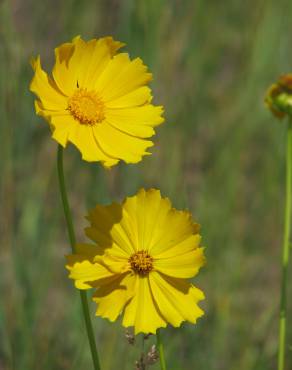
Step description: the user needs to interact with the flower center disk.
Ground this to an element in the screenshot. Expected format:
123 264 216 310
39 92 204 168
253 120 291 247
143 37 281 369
129 250 153 275
68 88 105 125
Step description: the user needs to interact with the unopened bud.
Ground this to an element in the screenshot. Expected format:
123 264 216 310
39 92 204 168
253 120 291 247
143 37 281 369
265 74 292 119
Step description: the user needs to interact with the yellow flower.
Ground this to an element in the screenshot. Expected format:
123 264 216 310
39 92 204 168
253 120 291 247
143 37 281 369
30 36 164 167
66 189 205 334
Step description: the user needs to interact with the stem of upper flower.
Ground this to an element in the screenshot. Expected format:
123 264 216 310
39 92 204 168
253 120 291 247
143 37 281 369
57 145 101 370
278 119 292 370
156 329 167 370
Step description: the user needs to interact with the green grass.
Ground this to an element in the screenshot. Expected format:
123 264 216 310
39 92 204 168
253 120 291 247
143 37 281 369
1 0 292 369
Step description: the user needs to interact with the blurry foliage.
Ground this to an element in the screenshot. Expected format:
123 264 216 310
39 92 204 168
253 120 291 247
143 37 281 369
1 0 292 369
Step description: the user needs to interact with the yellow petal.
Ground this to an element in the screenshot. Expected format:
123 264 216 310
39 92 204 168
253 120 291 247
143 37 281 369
34 100 71 140
123 188 196 255
86 194 141 254
122 275 166 334
63 36 87 85
101 250 130 274
30 56 67 111
105 105 164 138
102 36 125 56
34 100 68 118
96 54 152 102
93 273 135 322
34 100 76 147
49 113 78 147
149 272 204 327
56 37 101 91
67 123 118 165
66 259 114 289
106 104 164 127
52 42 76 96
131 189 164 251
85 197 139 258
86 202 136 255
124 189 173 251
70 37 124 90
154 247 206 278
82 38 123 89
92 53 130 92
105 86 152 108
154 234 201 259
149 208 200 255
93 122 153 163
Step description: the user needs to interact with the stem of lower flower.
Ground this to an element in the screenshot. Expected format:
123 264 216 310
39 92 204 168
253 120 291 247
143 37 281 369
278 119 292 370
57 145 101 370
156 329 167 370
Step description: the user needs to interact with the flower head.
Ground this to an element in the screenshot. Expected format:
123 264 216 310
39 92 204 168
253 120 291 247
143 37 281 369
30 36 164 167
265 74 292 119
66 189 205 334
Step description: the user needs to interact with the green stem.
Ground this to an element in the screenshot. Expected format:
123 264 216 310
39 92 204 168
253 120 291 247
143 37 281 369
278 119 292 370
156 329 167 370
57 145 101 370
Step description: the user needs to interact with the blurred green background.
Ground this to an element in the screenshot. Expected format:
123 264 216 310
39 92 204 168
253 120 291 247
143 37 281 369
1 0 292 369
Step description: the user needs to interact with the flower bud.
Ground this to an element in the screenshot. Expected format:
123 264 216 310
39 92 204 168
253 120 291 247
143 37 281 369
265 74 292 118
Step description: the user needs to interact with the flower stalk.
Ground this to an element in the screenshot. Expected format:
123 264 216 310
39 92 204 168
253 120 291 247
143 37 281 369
156 329 167 370
278 118 292 370
57 145 101 370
